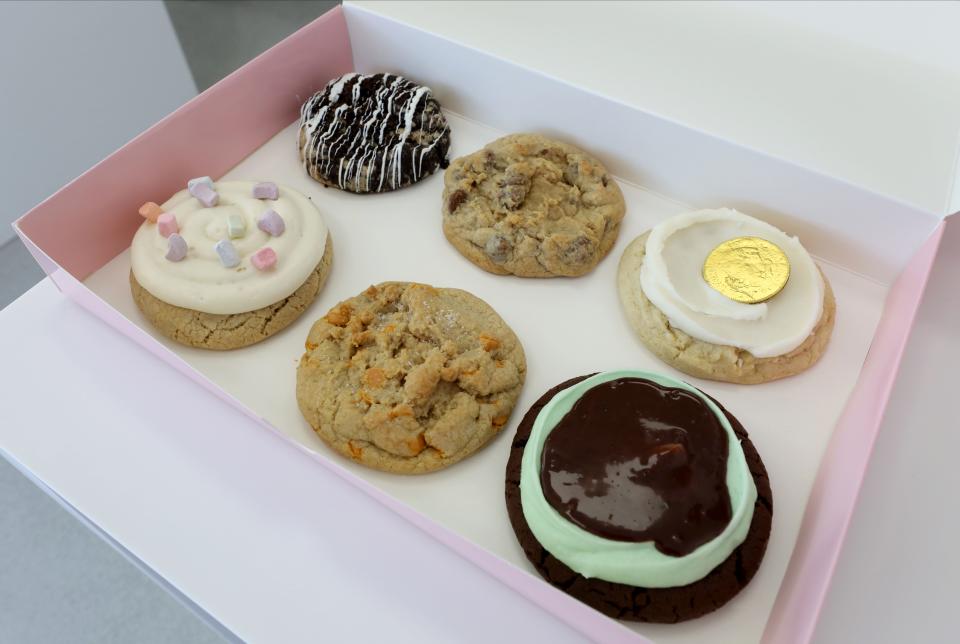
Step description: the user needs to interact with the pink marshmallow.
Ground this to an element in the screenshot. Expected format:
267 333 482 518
252 181 279 200
157 212 179 238
138 202 163 222
251 247 277 271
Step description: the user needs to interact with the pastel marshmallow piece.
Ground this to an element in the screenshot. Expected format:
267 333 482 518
252 181 279 200
191 183 219 208
251 247 277 271
138 202 163 222
187 176 213 192
157 212 179 238
257 209 285 236
215 239 240 268
165 233 187 262
227 214 246 239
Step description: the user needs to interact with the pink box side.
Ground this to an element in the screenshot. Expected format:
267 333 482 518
763 220 947 644
12 7 352 282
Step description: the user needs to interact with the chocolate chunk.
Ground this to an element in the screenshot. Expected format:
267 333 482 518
485 234 513 263
498 168 530 210
560 235 595 264
447 189 467 214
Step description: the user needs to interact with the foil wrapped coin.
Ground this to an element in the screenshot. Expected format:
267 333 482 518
702 237 790 304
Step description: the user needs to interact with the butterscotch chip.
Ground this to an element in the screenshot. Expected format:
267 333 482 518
442 134 626 278
130 235 333 351
325 302 352 327
363 368 386 388
297 282 527 474
479 334 500 352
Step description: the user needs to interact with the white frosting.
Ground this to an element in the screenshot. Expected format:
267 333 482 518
131 181 327 315
639 209 823 358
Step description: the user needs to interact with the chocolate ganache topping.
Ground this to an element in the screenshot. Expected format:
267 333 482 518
539 377 732 556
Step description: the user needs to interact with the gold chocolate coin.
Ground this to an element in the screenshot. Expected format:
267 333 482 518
702 237 790 304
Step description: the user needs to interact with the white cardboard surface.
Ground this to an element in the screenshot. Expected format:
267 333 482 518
344 4 942 285
85 114 885 644
351 1 960 216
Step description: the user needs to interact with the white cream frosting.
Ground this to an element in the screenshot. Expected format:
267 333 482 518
639 209 823 358
131 181 327 315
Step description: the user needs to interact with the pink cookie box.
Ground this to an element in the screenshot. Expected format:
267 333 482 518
12 4 955 643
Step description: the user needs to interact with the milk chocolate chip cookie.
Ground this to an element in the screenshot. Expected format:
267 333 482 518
297 282 526 473
442 134 626 277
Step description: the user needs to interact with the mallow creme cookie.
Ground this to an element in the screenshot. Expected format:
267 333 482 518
505 371 772 623
297 282 526 474
442 134 626 278
298 72 451 193
618 208 835 384
130 178 332 350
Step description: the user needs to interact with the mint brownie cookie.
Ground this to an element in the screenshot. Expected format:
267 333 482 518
505 372 772 622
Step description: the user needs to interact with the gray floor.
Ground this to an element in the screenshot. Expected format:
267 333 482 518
0 238 45 309
166 0 339 91
1 2 336 642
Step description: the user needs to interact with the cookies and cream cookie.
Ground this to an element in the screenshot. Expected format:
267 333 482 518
442 134 626 278
505 371 772 623
298 73 451 193
297 282 526 474
130 179 332 350
618 209 835 383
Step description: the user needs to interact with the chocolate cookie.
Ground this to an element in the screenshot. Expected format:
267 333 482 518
297 282 526 474
442 134 626 278
505 375 772 623
298 73 451 193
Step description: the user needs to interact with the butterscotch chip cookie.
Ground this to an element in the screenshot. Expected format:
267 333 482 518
618 232 835 384
442 134 626 277
131 236 333 350
297 282 526 473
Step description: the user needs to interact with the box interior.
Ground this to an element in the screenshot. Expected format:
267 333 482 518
14 5 946 644
85 112 885 644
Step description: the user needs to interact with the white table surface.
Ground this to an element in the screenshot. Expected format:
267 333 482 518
4 2 960 643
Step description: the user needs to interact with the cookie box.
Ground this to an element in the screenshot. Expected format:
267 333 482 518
12 4 953 643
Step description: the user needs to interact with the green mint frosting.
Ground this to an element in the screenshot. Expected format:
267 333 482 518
519 370 757 588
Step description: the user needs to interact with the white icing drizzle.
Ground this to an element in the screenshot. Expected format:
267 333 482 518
298 73 450 192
